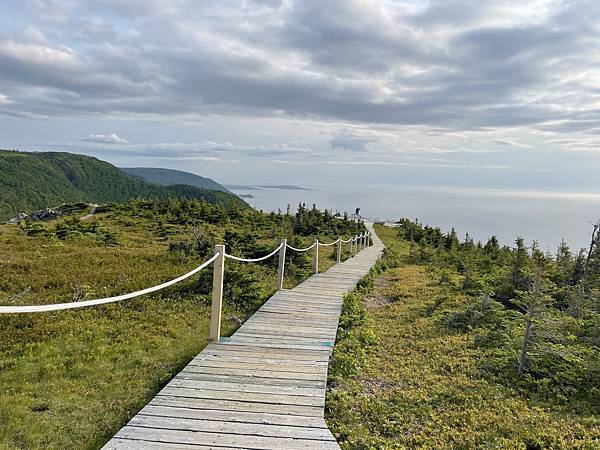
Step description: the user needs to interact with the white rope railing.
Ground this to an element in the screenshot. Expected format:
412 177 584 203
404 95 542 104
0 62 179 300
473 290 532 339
224 242 284 262
318 238 341 247
286 242 316 252
1 227 372 342
0 253 221 314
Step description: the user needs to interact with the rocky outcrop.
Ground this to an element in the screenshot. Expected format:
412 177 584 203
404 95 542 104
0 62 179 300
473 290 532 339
7 202 92 224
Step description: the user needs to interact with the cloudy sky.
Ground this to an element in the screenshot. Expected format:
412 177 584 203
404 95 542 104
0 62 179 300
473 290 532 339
1 0 600 196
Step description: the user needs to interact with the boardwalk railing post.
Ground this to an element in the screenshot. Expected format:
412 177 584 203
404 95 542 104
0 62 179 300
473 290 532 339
313 238 319 274
336 239 342 263
210 244 225 342
276 238 286 291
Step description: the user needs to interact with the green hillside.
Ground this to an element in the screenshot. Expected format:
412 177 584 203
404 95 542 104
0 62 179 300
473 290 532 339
0 150 246 220
121 167 232 194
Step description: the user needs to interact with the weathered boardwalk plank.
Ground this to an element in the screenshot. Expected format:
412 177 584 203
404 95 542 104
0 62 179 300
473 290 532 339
103 225 383 449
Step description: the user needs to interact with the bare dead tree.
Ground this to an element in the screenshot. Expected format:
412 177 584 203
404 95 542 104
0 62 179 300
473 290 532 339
518 311 534 376
190 224 212 256
583 220 600 281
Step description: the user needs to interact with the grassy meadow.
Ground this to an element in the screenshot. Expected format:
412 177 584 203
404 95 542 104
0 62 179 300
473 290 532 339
0 200 363 449
326 224 600 449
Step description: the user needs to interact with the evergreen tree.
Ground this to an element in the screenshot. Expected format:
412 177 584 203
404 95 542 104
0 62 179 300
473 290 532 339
555 239 575 285
573 249 587 283
445 228 460 251
483 235 500 259
510 237 531 298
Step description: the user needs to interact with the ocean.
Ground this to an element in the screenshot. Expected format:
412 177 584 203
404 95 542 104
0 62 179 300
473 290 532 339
231 185 600 253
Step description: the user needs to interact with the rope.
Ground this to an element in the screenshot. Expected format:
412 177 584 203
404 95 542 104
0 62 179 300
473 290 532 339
224 242 284 262
286 242 316 252
340 238 353 243
0 253 221 314
318 238 341 247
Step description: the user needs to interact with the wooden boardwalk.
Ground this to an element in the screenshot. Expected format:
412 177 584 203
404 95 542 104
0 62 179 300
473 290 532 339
103 225 384 450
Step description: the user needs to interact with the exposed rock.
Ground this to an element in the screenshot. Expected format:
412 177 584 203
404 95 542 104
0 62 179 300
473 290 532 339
8 212 28 224
30 207 62 221
227 316 243 326
7 202 94 224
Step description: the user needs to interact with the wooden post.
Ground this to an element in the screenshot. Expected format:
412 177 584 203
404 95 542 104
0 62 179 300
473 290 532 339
358 234 363 252
348 239 352 258
210 244 225 342
313 239 319 274
276 238 286 291
336 239 342 263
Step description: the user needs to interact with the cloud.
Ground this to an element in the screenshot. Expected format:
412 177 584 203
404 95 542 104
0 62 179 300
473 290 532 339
0 0 596 135
84 133 129 144
543 137 600 151
271 159 510 170
1 0 600 189
330 133 376 152
74 137 316 161
27 0 78 23
491 138 533 149
0 93 13 105
250 0 283 8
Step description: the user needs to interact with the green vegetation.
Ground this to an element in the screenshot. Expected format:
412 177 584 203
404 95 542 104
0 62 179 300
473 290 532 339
0 150 246 220
327 223 600 449
121 167 232 193
0 199 364 449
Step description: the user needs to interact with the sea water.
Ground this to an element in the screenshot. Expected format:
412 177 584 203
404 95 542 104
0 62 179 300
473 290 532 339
231 185 599 252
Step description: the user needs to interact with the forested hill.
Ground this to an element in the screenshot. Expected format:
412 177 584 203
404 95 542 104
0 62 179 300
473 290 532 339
121 167 232 194
0 150 247 220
